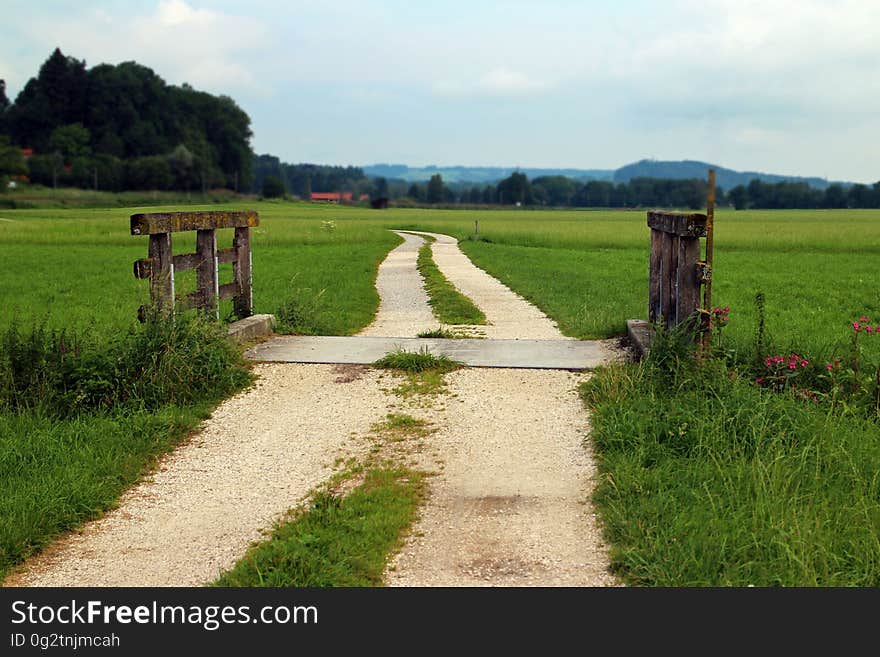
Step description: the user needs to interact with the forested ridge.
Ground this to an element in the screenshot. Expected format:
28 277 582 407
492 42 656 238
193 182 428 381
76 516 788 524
0 48 252 192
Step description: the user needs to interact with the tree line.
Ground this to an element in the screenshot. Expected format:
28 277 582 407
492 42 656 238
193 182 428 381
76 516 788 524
385 172 880 210
251 154 370 198
0 48 252 192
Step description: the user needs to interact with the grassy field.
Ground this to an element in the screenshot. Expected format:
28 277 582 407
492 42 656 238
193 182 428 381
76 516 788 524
3 204 877 353
2 200 878 585
0 202 400 338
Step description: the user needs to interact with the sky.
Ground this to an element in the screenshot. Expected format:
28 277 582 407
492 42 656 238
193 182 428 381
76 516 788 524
2 0 879 182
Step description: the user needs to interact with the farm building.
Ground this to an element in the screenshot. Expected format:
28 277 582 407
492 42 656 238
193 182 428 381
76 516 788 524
310 192 370 203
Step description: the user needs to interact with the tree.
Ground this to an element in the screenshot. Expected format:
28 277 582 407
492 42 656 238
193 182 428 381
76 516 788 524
407 183 423 201
847 184 872 208
728 185 749 210
426 173 446 204
49 123 91 163
261 175 285 198
822 184 847 209
374 176 389 198
168 144 195 190
0 80 8 134
6 48 88 152
532 175 575 206
125 156 172 190
0 135 26 189
496 171 532 205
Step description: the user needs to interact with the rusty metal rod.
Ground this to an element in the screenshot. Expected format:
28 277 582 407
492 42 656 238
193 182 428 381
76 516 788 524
701 169 716 349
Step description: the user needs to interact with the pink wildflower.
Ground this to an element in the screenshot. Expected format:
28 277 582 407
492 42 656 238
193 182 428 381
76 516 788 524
826 363 834 371
853 321 861 331
867 326 874 334
860 316 870 323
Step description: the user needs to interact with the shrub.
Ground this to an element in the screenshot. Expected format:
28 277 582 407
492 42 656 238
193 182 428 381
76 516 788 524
0 313 251 417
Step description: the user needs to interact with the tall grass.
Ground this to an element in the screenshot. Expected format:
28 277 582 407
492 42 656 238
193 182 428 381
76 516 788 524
581 343 880 586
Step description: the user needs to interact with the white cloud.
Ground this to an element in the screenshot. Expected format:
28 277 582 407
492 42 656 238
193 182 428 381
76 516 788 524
17 1 269 96
433 67 548 98
479 68 545 95
156 0 216 27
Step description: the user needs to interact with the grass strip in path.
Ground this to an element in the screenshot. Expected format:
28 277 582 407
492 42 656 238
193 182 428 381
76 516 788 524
212 466 426 587
414 235 487 326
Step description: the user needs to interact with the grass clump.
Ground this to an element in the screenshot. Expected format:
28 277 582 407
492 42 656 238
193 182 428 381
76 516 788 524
373 347 462 397
373 347 461 374
371 413 433 442
212 467 426 587
417 327 459 339
414 236 486 326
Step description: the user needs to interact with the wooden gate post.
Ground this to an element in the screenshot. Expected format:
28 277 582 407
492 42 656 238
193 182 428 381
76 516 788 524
232 226 253 318
647 211 707 332
132 210 259 321
147 232 173 314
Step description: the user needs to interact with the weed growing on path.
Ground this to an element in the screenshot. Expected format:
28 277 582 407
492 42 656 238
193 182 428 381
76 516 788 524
373 347 462 398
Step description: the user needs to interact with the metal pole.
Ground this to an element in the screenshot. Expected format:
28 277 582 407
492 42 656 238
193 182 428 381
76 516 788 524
703 168 716 313
700 169 716 351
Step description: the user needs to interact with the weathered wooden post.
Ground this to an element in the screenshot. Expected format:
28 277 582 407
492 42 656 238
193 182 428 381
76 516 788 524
647 210 707 332
131 210 259 321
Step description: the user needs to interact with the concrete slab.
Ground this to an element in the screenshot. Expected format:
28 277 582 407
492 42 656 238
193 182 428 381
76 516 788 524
245 335 608 370
626 319 654 359
227 313 276 344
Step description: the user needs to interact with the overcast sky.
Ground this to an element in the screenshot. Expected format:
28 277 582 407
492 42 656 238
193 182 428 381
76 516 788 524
2 0 879 182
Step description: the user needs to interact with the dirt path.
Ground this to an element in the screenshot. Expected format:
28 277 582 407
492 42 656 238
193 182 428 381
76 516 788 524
401 231 567 340
385 368 616 586
359 231 438 337
376 230 617 586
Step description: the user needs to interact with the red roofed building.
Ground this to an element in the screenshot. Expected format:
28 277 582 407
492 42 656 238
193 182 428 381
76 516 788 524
311 191 353 203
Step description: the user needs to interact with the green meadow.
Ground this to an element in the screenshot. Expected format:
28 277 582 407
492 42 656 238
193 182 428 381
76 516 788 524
3 204 878 355
1 200 879 584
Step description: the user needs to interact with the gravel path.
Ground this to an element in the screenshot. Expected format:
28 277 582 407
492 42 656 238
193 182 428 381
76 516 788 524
378 230 617 586
401 231 567 340
358 231 438 338
5 364 391 587
385 368 616 586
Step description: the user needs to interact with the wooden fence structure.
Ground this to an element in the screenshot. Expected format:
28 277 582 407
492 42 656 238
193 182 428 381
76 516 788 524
647 170 716 334
131 210 258 320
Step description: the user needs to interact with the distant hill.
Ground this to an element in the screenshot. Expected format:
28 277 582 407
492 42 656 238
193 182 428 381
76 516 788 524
363 160 849 190
613 159 843 190
362 164 614 185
